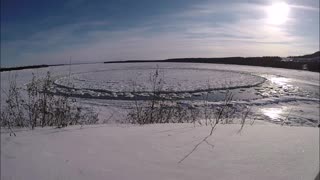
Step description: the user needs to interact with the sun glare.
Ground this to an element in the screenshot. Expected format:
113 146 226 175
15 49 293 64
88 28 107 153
266 2 290 25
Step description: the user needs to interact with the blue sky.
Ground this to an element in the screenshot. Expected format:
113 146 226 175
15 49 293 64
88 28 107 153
1 0 319 66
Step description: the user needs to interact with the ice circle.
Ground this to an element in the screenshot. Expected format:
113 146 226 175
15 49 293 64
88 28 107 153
54 68 265 93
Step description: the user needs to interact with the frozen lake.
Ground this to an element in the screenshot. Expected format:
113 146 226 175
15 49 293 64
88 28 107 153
1 62 319 126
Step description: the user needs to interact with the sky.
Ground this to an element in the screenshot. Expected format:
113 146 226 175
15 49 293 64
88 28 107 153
1 0 319 67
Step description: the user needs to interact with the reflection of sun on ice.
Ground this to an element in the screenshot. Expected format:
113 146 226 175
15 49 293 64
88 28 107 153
261 107 286 121
269 76 291 86
266 1 290 25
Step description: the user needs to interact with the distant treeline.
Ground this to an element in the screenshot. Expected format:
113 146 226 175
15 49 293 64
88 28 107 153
104 56 320 72
3 54 319 72
104 60 162 64
289 51 320 59
0 64 65 72
164 57 320 72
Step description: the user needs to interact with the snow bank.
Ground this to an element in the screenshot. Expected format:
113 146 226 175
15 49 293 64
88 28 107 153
1 123 319 180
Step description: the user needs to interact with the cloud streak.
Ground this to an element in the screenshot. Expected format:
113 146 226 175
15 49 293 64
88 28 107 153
1 0 319 66
290 4 319 12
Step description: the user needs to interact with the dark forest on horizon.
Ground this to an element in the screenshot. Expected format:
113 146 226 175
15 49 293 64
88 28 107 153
1 51 319 72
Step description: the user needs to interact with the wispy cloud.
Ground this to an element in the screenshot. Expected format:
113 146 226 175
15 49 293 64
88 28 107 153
1 0 318 66
290 4 319 12
174 2 266 17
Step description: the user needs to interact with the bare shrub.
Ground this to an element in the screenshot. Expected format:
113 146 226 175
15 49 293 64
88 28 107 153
1 110 16 136
189 106 200 126
1 71 99 129
238 106 251 133
25 73 41 129
1 74 26 127
79 107 99 126
127 69 240 126
128 67 168 124
127 66 194 125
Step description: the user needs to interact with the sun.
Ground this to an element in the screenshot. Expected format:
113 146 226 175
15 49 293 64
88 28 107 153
266 2 290 25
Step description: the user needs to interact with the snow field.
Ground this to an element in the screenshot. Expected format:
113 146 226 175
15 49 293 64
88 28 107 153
1 123 319 180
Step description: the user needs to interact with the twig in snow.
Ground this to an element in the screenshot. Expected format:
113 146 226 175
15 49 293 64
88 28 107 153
178 133 213 163
281 108 292 126
238 106 251 134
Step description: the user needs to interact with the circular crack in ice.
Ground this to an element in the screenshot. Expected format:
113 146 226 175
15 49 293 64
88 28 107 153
54 68 266 95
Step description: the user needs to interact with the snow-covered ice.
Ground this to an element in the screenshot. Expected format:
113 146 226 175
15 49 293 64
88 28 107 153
1 62 319 126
